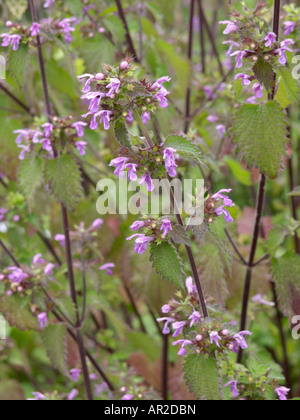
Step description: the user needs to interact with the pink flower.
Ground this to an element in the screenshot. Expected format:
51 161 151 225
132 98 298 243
219 20 238 34
67 389 79 400
17 144 31 160
7 267 28 283
210 331 222 347
44 0 55 7
207 115 219 123
163 147 177 178
275 387 290 401
172 321 187 337
78 73 95 94
99 263 115 276
106 78 121 97
55 234 66 247
231 51 246 69
172 339 193 356
283 21 296 36
130 221 145 231
223 40 239 56
252 294 275 307
126 110 134 123
33 253 45 266
30 22 41 37
233 331 252 352
186 276 197 295
109 157 129 178
44 263 55 276
216 124 226 139
125 163 138 181
75 141 87 156
122 394 134 400
71 121 88 137
126 234 155 254
188 311 201 327
37 312 48 329
0 208 8 221
157 316 175 334
160 218 173 237
161 304 171 314
225 380 239 398
235 73 251 86
253 83 263 99
265 32 277 48
0 34 21 50
139 172 155 192
70 369 81 382
28 392 46 401
142 111 151 124
88 218 104 231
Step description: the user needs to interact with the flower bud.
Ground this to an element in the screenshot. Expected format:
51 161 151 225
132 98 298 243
264 55 270 61
252 56 258 62
196 334 203 341
120 61 129 70
221 329 229 336
99 27 106 34
250 43 256 50
95 73 105 81
6 21 13 28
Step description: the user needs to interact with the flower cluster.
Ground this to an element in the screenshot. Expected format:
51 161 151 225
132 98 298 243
219 13 295 102
127 217 173 255
204 188 234 223
0 207 20 223
78 59 171 131
0 17 78 50
14 117 88 160
109 144 178 192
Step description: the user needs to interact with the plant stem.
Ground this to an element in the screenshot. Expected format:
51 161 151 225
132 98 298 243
162 334 169 400
271 282 292 391
184 0 195 134
133 110 209 318
197 0 206 74
0 240 20 267
197 0 225 77
0 82 33 115
237 0 281 363
115 0 140 62
29 0 93 400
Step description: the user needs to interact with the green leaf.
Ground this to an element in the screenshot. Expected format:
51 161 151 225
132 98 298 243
114 120 132 150
276 66 300 106
18 157 44 208
150 242 185 289
127 332 160 362
253 57 275 91
54 295 77 325
6 0 27 19
169 224 192 246
7 43 30 88
0 295 40 331
43 324 67 374
188 222 209 242
184 354 224 400
164 135 206 166
231 101 288 179
96 304 129 342
44 155 82 210
266 226 288 255
223 156 252 186
271 252 300 316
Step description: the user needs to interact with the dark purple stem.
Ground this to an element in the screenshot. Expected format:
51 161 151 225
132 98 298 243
184 0 195 134
0 82 33 115
29 0 93 400
237 0 281 363
115 0 140 62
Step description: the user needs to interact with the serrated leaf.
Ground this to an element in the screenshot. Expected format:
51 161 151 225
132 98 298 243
18 157 44 208
188 222 209 242
6 0 27 19
0 295 40 331
54 295 77 325
164 135 206 166
150 242 185 289
43 324 67 374
266 226 288 255
169 224 192 246
184 354 224 400
114 120 132 150
231 101 288 179
7 43 29 88
271 252 300 316
276 66 300 105
44 155 82 210
253 57 275 91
